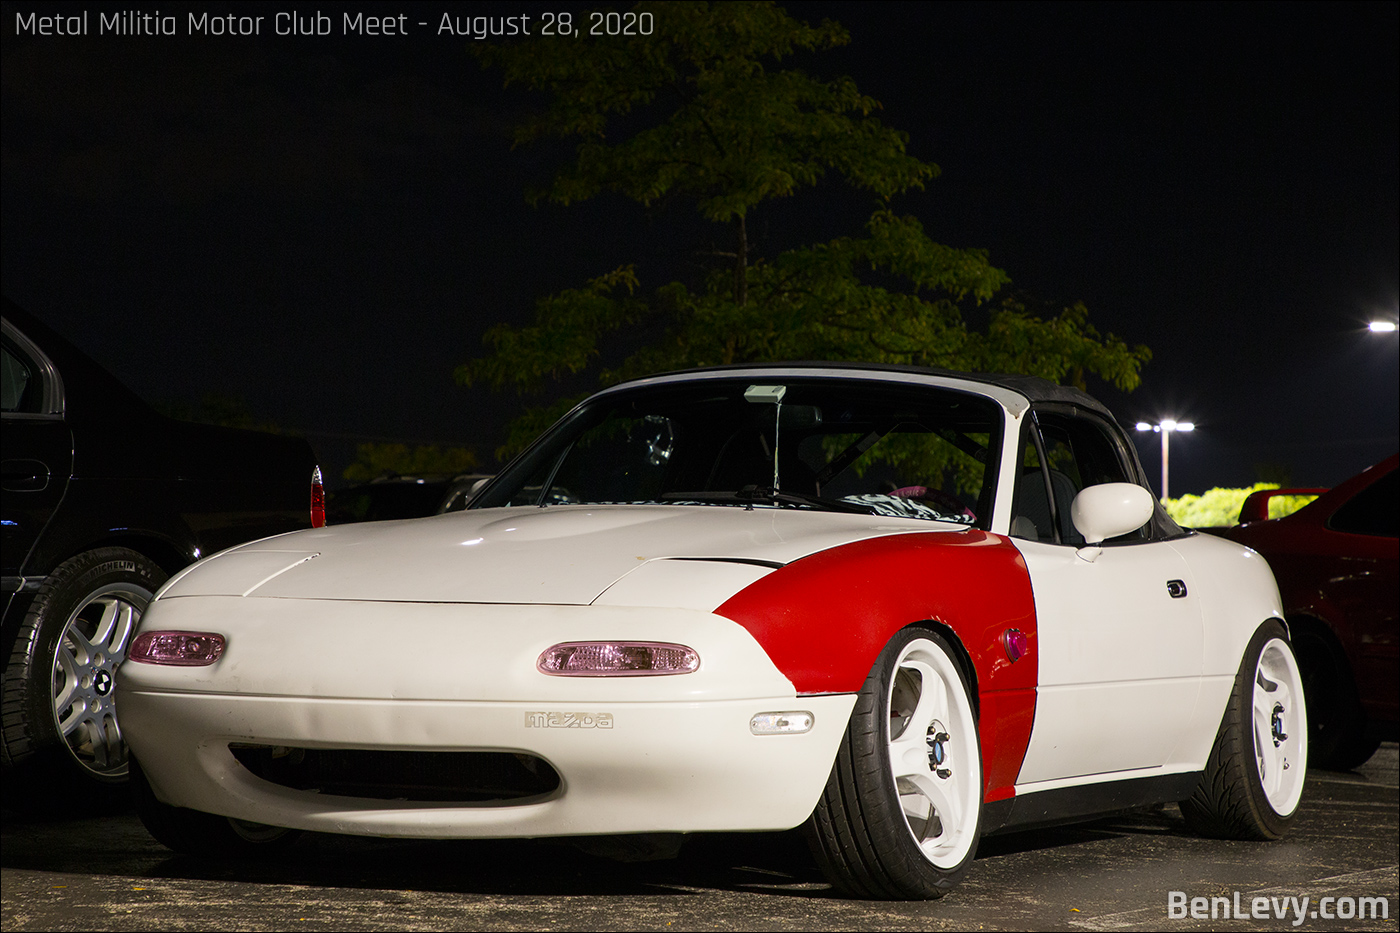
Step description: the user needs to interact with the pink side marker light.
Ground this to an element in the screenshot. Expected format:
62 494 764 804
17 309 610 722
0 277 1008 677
1002 629 1028 663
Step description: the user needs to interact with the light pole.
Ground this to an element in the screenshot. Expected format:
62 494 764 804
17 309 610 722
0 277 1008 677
1135 419 1194 500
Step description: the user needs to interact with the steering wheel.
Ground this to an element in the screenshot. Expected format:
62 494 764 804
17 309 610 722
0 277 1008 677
889 485 977 522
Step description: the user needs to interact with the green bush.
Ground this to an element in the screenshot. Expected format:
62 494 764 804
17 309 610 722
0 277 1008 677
1163 483 1319 528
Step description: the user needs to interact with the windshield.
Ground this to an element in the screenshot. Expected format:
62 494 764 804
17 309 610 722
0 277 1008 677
472 378 1004 527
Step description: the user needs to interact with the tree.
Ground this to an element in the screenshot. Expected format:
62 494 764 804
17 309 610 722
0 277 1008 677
460 2 1150 457
156 392 286 434
342 443 478 483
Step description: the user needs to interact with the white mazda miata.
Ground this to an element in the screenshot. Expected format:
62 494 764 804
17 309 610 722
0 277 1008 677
118 365 1306 899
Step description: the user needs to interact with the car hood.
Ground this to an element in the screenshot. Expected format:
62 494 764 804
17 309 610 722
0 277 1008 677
158 504 952 606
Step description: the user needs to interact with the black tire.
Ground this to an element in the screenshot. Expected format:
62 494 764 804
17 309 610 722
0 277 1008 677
1180 621 1307 840
1291 624 1379 771
1 547 166 785
805 627 982 900
130 756 300 858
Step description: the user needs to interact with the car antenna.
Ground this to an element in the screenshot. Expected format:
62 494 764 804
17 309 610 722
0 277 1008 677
745 385 786 505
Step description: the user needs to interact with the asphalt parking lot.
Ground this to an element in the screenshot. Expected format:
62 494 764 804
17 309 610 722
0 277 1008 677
2 745 1396 932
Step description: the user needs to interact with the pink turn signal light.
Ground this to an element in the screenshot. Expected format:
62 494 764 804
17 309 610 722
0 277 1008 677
128 631 226 666
538 642 700 676
1002 629 1028 663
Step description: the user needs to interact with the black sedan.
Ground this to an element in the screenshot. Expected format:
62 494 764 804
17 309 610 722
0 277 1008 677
2 299 321 788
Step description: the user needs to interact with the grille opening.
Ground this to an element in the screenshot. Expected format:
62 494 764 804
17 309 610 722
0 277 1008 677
229 745 561 803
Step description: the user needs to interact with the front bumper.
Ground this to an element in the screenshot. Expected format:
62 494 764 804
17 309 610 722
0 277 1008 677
122 690 854 837
119 596 854 838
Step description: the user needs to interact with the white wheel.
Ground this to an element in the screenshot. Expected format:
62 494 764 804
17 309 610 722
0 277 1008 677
887 638 981 869
1181 621 1306 839
807 627 982 899
1251 638 1307 816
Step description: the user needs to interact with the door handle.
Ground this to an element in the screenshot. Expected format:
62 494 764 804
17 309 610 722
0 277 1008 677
1 459 50 492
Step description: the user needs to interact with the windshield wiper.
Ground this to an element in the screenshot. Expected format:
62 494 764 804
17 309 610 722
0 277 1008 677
660 486 875 514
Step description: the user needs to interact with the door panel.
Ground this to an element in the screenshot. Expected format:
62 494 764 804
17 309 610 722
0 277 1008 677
1 419 73 575
1015 538 1204 782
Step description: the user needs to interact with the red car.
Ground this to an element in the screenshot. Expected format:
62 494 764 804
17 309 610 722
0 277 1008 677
1220 455 1398 769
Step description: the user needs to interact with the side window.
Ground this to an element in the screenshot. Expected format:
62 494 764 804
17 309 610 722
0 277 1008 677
1010 426 1057 543
1011 411 1141 545
1328 470 1398 538
1 338 38 413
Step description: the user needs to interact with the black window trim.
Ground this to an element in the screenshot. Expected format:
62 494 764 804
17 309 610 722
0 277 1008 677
1026 410 1065 545
1 319 66 420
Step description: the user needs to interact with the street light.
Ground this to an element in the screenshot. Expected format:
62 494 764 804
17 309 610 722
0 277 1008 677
1369 320 1398 333
1135 419 1194 500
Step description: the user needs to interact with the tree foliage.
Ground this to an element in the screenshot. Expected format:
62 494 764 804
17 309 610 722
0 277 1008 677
478 2 933 226
460 2 1150 459
342 443 478 484
155 392 286 434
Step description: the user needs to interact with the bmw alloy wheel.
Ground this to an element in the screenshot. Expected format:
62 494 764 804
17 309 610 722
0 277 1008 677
51 582 151 778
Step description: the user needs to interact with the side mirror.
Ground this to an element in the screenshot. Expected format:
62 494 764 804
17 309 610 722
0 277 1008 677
1070 482 1156 546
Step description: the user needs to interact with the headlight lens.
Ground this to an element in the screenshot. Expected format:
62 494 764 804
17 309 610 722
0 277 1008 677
538 641 699 676
128 631 226 666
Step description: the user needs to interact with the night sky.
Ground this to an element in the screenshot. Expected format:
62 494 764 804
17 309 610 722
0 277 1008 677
3 1 1396 494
